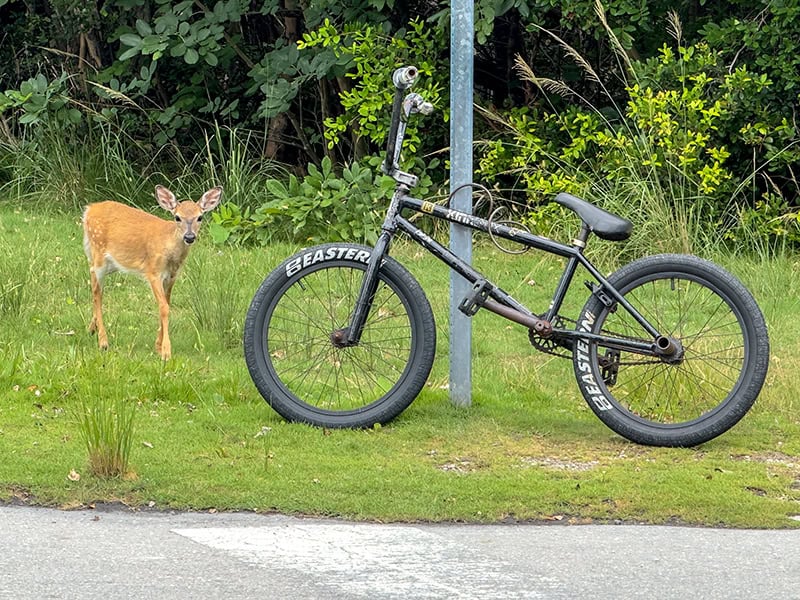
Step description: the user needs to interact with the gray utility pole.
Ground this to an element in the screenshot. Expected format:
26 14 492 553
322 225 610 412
449 1 474 407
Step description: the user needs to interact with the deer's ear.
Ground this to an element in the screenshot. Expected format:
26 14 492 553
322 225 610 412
199 186 223 213
155 186 179 213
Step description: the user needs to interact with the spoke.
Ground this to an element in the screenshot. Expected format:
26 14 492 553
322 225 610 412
265 264 414 412
592 269 751 426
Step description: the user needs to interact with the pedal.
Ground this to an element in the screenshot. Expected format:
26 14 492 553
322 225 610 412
459 279 493 317
600 349 620 386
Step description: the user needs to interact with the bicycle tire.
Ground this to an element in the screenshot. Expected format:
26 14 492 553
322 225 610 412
244 243 436 428
573 254 769 447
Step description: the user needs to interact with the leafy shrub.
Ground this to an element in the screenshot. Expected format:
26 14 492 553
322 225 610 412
701 2 800 199
210 157 405 245
477 27 800 250
273 158 391 244
0 72 82 127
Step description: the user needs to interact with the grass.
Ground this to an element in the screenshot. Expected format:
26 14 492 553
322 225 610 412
0 201 799 528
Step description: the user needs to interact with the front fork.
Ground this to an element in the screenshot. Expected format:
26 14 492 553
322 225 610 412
333 190 405 348
335 230 394 347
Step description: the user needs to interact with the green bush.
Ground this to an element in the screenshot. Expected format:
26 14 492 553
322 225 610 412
701 1 800 198
477 29 800 251
210 157 400 245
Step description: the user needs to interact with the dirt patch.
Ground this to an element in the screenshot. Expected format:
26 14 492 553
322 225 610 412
436 457 484 474
731 452 800 470
518 456 600 472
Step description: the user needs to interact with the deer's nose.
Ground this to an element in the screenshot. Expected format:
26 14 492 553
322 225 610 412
183 233 196 244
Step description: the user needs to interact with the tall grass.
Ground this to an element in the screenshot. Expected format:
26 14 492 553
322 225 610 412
76 393 137 479
0 118 286 215
0 123 151 212
198 124 289 212
183 250 247 350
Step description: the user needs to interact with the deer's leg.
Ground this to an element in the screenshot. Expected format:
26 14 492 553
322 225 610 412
89 267 109 350
164 274 176 305
148 274 172 360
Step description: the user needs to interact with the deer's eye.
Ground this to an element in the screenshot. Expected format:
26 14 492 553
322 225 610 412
197 215 203 222
174 216 182 222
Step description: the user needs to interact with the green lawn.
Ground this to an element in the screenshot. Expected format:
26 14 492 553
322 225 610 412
1 204 799 527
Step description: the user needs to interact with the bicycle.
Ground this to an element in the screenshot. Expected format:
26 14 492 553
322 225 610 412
243 66 770 447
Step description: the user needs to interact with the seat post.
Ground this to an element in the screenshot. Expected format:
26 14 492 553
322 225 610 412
572 223 590 251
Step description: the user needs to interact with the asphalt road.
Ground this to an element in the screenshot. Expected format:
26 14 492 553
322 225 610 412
1 504 799 599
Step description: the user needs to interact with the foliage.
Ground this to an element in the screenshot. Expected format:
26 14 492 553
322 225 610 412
0 72 82 127
701 1 800 169
477 18 800 249
298 18 446 160
211 157 398 245
1 2 800 248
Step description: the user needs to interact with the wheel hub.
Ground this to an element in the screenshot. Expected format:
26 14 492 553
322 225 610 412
330 327 356 348
655 336 685 364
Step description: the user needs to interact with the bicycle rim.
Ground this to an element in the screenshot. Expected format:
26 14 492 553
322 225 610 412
588 274 749 426
264 264 416 413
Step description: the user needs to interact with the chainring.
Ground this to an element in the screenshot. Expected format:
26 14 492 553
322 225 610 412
528 315 574 359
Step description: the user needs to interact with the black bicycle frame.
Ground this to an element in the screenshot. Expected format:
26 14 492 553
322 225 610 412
344 66 673 359
345 186 671 359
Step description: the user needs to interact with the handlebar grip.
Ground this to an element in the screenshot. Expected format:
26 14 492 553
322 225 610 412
392 66 418 90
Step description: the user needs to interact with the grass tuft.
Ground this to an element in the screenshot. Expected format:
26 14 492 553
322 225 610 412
76 392 137 479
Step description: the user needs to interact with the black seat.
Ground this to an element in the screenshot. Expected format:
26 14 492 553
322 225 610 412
554 193 632 241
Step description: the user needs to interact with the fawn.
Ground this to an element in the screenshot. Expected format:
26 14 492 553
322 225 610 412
82 185 223 360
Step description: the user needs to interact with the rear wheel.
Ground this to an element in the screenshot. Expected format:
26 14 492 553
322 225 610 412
573 254 769 447
244 243 436 428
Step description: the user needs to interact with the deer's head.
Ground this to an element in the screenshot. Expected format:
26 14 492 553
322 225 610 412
155 185 223 245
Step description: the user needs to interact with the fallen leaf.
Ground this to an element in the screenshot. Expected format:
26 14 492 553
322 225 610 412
67 469 80 482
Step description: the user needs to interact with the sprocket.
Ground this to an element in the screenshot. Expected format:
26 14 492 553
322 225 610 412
528 315 574 358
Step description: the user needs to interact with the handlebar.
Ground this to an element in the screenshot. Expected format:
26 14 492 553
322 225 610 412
392 66 419 90
382 66 433 186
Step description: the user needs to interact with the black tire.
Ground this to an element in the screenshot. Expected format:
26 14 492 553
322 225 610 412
573 254 769 447
244 243 436 428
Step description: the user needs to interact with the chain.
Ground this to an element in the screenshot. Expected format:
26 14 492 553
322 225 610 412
528 315 661 367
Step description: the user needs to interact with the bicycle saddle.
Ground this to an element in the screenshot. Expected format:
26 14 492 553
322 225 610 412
554 193 632 241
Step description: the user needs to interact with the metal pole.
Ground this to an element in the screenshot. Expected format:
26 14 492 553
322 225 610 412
449 0 474 407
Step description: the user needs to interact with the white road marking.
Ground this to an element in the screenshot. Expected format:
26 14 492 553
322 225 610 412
173 523 543 599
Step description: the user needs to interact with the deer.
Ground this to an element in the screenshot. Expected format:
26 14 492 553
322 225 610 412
82 185 223 360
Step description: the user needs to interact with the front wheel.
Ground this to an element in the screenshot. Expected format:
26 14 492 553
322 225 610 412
244 243 436 428
573 254 769 447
